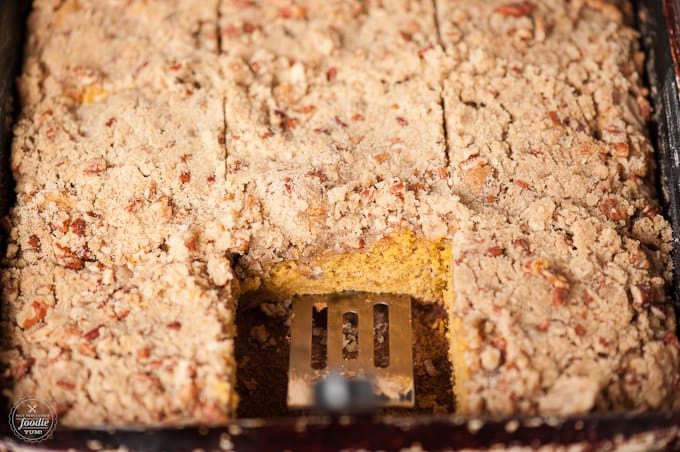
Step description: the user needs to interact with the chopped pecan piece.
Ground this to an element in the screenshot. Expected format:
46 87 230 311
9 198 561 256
548 111 561 127
495 1 534 17
53 218 70 233
283 117 299 131
167 321 182 330
179 170 191 184
298 105 316 114
19 300 48 329
334 116 348 128
125 198 143 212
598 198 628 221
457 153 480 170
28 235 40 249
641 205 658 218
463 164 492 188
56 380 75 390
552 287 568 306
283 177 293 194
513 239 532 256
487 246 504 257
222 23 241 38
373 152 390 163
574 324 586 337
278 5 307 19
613 142 629 158
185 236 197 251
631 284 655 310
664 331 680 347
58 250 84 270
306 170 328 182
528 258 570 289
513 179 534 190
83 324 104 341
70 218 86 236
84 160 107 173
326 67 337 82
396 116 408 126
390 181 405 194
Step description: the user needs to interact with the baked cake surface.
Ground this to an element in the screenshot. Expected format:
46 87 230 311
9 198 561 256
1 0 679 426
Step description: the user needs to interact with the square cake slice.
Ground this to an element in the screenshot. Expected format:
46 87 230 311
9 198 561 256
2 71 239 425
1 258 237 427
223 52 464 302
451 211 680 415
19 0 220 111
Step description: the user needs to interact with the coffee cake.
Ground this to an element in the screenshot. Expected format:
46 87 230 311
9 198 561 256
1 0 678 427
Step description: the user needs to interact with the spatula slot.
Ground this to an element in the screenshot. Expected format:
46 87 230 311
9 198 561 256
311 304 327 370
342 311 359 360
374 303 390 368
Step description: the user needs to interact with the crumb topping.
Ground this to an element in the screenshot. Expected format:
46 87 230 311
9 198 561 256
1 0 678 425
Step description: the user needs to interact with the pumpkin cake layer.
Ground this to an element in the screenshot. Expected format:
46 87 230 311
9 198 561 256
437 0 679 414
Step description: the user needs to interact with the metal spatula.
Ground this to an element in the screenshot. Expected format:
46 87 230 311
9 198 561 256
287 292 414 408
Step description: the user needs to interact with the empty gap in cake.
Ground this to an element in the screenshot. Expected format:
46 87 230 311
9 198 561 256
342 311 359 360
234 293 292 418
311 303 328 370
374 303 390 368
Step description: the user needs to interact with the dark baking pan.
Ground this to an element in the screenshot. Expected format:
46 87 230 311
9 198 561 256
2 1 680 450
